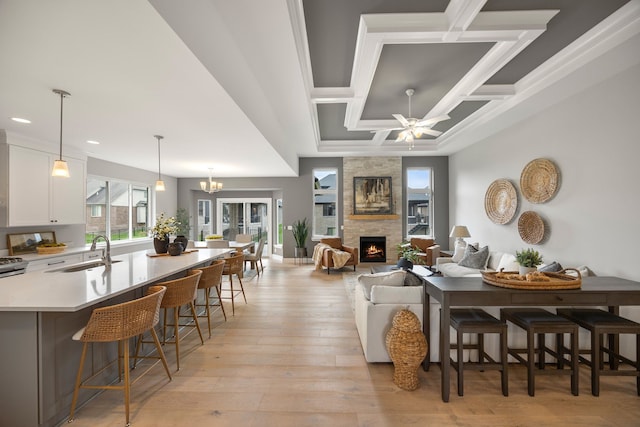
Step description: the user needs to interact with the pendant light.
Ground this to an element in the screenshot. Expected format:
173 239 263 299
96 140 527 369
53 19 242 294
154 135 165 191
200 168 223 193
51 89 71 177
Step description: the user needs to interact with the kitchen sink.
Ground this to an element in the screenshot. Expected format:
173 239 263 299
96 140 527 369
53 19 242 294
47 260 122 273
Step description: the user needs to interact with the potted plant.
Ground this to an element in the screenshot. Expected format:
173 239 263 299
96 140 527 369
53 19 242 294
292 218 309 258
150 213 178 254
395 242 424 270
515 248 543 275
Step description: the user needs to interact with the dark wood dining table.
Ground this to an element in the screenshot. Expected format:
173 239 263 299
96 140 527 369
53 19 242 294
422 275 640 402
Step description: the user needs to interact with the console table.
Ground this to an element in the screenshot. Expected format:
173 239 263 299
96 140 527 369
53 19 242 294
422 276 640 402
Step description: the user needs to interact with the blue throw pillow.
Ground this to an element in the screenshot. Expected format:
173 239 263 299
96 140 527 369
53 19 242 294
458 244 489 269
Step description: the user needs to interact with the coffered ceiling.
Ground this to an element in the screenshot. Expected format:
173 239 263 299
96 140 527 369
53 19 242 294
0 0 637 179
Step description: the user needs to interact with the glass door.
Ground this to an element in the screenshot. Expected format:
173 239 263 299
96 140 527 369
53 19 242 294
217 198 271 256
196 199 212 240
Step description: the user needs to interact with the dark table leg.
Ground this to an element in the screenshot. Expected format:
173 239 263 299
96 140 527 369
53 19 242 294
440 295 451 402
422 285 430 371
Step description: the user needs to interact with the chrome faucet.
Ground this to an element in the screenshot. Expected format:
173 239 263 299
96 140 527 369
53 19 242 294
90 235 112 267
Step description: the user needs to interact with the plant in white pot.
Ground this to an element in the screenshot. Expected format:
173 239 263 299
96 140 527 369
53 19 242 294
292 218 309 258
515 248 543 275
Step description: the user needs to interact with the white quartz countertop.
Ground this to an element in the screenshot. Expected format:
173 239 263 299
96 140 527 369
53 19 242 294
0 248 231 312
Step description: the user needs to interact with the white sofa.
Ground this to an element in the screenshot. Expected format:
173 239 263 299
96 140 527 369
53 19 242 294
436 250 519 277
354 270 441 363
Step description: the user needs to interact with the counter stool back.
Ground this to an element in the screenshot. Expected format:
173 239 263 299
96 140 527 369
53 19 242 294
448 308 508 396
501 307 579 396
556 308 640 396
152 270 204 371
190 259 227 338
221 253 247 315
68 285 171 426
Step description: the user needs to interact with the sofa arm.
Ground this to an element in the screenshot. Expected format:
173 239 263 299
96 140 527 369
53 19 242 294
341 245 358 262
370 285 423 304
427 244 440 260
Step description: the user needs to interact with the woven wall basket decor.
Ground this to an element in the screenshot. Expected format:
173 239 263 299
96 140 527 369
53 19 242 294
518 211 545 244
484 179 517 224
520 158 559 203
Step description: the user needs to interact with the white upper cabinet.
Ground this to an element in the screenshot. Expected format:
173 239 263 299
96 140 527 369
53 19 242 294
8 145 86 226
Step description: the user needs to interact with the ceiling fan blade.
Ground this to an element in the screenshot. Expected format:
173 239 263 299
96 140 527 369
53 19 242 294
415 127 442 137
370 127 403 133
392 114 410 128
415 114 451 127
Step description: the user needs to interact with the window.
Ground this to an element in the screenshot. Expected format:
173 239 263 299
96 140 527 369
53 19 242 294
312 168 338 238
85 177 149 243
197 199 212 240
406 167 433 238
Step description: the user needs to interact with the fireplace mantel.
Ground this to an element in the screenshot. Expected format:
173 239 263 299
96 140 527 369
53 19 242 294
348 214 399 220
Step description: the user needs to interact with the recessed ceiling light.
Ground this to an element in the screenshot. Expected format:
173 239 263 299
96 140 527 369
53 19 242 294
11 117 31 124
86 140 100 145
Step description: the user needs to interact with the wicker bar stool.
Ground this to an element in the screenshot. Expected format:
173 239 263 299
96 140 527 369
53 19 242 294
221 253 247 315
501 308 579 396
449 308 508 396
556 308 640 396
189 259 227 338
68 286 171 426
156 270 204 370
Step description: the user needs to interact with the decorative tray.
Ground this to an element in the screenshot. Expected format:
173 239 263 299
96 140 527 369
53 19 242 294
36 245 67 255
146 249 198 257
481 269 581 290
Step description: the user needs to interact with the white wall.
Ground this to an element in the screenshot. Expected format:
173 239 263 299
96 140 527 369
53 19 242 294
450 61 640 281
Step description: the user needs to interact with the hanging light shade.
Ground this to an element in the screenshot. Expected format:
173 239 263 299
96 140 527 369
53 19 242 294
52 89 71 177
154 135 165 191
200 168 223 193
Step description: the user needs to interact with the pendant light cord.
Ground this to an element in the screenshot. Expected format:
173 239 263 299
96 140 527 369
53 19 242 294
155 135 164 180
58 91 64 160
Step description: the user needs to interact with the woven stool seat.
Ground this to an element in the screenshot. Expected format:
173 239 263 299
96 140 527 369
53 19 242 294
557 308 640 396
449 308 508 396
385 309 427 391
501 308 579 396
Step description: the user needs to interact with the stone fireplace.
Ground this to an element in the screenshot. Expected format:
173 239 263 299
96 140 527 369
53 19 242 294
360 236 386 263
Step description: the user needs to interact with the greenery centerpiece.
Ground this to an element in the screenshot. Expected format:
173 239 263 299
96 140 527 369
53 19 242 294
396 242 424 270
151 213 178 254
515 248 543 274
292 218 309 258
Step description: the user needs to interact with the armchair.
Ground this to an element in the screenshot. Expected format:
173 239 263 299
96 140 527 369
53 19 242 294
409 238 440 270
319 238 359 274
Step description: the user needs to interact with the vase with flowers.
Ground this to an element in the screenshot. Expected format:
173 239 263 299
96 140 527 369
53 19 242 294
151 213 179 254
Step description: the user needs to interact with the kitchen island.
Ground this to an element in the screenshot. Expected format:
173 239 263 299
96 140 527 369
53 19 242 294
0 248 231 427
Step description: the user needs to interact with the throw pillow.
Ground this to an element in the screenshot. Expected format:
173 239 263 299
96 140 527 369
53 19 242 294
497 253 520 272
451 240 467 263
357 270 406 299
458 244 489 269
539 261 563 272
403 270 424 287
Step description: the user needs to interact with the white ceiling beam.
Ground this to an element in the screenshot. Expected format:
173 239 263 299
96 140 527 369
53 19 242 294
310 87 354 103
465 85 515 100
444 0 487 41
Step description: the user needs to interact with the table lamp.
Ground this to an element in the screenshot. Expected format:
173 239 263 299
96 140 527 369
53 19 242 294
449 225 471 245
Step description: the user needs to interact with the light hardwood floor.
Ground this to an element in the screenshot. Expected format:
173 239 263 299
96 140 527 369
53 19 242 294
68 261 639 426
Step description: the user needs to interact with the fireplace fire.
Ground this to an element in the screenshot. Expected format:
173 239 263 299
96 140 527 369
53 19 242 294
360 236 386 262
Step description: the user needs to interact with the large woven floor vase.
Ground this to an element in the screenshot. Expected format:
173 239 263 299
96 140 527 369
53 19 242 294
385 309 427 391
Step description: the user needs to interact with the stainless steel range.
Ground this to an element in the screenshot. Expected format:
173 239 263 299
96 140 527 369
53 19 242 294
0 257 29 278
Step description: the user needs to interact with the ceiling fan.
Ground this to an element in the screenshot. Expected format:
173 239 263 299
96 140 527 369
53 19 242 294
374 88 450 145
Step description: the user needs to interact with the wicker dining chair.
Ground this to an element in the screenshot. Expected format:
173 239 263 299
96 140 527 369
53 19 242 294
221 252 247 315
190 259 227 338
68 285 171 426
157 270 204 370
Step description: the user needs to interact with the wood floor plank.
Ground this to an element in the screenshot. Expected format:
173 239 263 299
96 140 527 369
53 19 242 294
65 260 640 426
